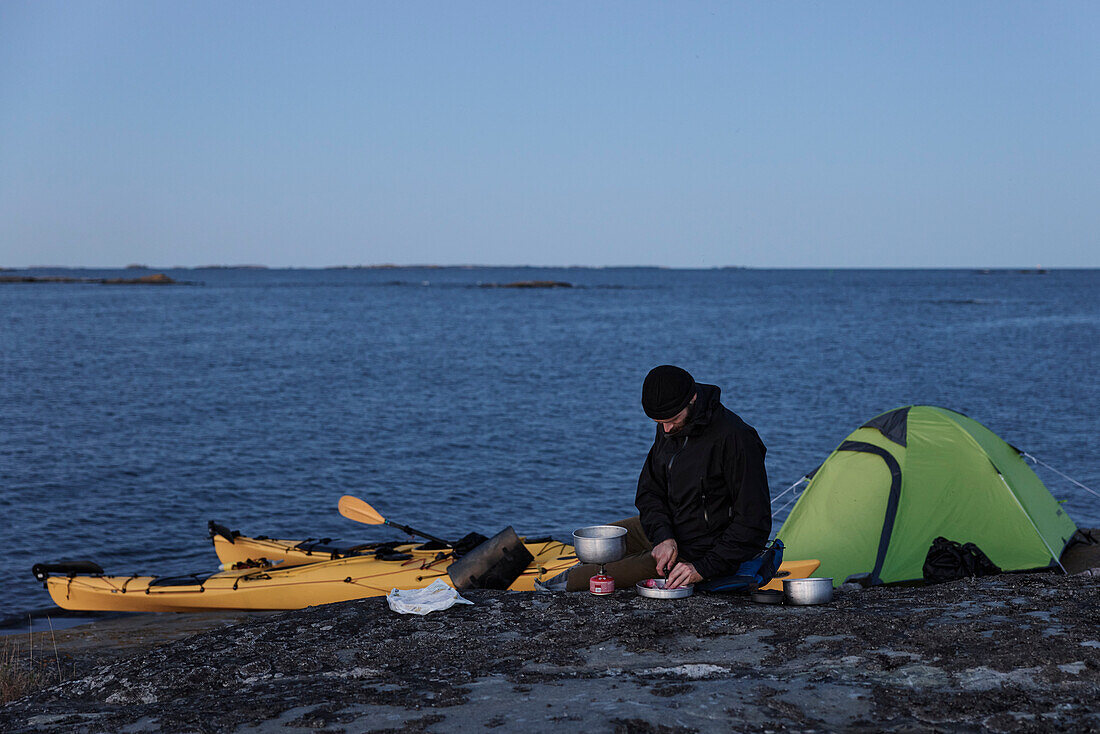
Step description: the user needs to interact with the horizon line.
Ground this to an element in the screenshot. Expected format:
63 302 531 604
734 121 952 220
4 264 1091 272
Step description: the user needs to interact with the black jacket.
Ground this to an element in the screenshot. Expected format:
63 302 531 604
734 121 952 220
635 384 771 579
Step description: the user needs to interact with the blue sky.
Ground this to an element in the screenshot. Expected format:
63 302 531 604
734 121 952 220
1 2 1097 268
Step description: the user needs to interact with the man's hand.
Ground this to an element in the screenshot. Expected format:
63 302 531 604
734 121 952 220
665 561 702 589
651 539 678 577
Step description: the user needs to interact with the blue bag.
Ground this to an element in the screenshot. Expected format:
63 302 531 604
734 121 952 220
695 539 784 593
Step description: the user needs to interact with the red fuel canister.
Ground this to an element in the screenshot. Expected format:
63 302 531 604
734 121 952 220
589 574 615 595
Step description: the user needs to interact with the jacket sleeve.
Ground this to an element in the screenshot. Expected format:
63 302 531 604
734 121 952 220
635 440 675 547
693 430 772 579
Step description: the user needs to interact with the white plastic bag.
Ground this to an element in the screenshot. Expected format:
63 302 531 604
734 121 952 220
386 579 473 615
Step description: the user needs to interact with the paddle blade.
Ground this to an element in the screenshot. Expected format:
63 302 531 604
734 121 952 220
338 495 385 525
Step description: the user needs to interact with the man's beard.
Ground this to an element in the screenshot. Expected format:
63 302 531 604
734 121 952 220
664 402 697 436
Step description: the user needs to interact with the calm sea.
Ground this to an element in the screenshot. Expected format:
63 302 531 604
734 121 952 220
2 267 1098 621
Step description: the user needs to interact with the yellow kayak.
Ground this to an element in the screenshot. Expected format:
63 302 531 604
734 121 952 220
208 524 819 590
206 521 434 568
39 537 579 613
207 525 818 593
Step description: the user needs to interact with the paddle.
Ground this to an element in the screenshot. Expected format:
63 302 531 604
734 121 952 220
338 495 452 547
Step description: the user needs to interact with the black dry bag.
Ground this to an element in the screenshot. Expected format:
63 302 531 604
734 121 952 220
922 536 1001 584
447 527 534 590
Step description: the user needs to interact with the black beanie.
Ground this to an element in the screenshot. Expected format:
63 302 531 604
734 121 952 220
642 365 696 420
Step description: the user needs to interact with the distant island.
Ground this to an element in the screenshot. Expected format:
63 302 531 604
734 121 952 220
479 280 574 289
193 264 269 270
0 273 194 286
976 268 1049 275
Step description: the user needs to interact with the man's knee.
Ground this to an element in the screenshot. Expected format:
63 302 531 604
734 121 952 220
609 516 651 554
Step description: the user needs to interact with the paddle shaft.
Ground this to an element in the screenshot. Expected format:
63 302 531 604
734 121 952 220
384 519 451 547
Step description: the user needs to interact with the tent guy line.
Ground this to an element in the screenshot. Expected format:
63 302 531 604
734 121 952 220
1022 452 1100 502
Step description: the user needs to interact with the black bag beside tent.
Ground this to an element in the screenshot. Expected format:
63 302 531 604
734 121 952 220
922 536 1002 584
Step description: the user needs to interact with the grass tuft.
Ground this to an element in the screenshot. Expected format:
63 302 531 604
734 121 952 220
1 634 64 704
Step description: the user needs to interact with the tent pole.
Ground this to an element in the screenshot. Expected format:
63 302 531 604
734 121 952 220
997 473 1068 574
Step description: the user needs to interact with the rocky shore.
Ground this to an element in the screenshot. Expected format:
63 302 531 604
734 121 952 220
3 572 1099 733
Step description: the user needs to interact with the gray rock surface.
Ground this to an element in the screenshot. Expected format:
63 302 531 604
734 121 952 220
3 573 1100 732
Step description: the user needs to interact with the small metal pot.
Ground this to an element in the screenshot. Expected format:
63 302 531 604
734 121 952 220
572 525 627 565
783 577 834 605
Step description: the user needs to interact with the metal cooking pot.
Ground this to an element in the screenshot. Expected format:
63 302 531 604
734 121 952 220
783 577 834 605
572 525 627 565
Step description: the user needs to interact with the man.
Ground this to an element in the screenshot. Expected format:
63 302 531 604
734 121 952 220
636 364 772 588
562 365 772 591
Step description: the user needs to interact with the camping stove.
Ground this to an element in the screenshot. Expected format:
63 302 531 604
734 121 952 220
589 569 615 595
572 525 627 596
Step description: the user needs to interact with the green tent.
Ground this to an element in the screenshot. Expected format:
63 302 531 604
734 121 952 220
777 406 1077 586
